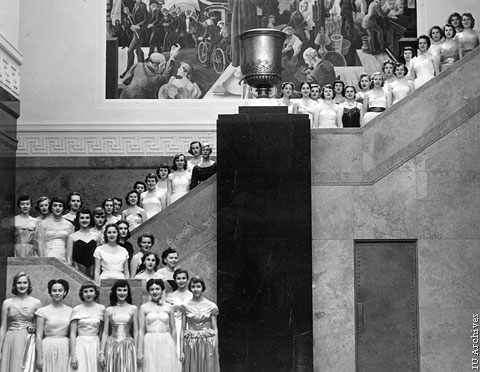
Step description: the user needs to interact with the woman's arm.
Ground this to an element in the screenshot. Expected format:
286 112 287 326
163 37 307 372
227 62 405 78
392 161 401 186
212 314 219 350
387 86 393 107
123 256 130 279
432 55 440 76
99 308 111 369
0 300 9 361
358 102 364 125
166 177 172 206
94 256 102 285
292 102 299 114
35 314 45 371
179 312 186 363
66 234 74 266
132 306 139 345
137 306 145 366
35 222 46 257
361 94 370 126
69 319 78 370
336 105 343 128
312 105 319 128
169 306 177 343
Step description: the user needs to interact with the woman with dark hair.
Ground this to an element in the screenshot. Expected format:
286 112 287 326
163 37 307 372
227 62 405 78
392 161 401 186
116 220 134 262
447 12 463 34
35 279 72 372
187 141 202 172
130 232 155 276
455 13 479 59
99 280 138 372
66 208 99 277
333 80 346 104
64 192 83 229
398 46 416 71
355 73 371 104
135 252 163 303
157 248 179 295
35 197 74 262
138 279 180 372
14 194 38 257
166 269 192 356
293 82 317 125
121 190 147 231
338 85 363 128
103 198 121 225
310 84 320 103
387 63 414 105
362 72 389 125
91 207 107 244
35 196 50 221
168 154 191 205
410 35 440 89
163 61 202 99
440 24 459 71
93 224 130 283
313 84 342 128
277 82 295 112
140 173 165 219
190 143 217 190
133 181 147 196
180 276 220 372
112 197 123 221
428 25 445 58
69 282 104 372
381 60 396 92
0 272 41 372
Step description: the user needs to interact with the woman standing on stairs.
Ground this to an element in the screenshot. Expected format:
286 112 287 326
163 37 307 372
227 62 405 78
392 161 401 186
157 248 179 296
0 272 41 372
190 143 217 190
362 72 390 125
455 13 479 59
141 173 165 220
338 86 363 128
187 141 202 172
355 73 371 104
409 35 440 89
293 82 317 126
122 190 147 231
313 84 342 128
14 194 38 257
440 24 459 71
387 63 414 105
168 154 191 205
382 60 396 93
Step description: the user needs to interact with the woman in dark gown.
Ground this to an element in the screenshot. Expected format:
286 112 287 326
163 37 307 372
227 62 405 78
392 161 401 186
190 144 217 190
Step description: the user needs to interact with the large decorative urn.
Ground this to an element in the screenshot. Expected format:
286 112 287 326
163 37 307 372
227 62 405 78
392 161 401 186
240 28 286 99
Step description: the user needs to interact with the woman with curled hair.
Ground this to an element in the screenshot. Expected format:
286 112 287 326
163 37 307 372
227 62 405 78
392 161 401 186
187 141 202 172
313 84 342 128
35 197 74 262
277 82 295 112
455 13 479 59
440 24 459 71
338 85 363 128
14 194 38 257
190 143 217 190
168 154 191 205
64 192 83 229
156 163 170 200
428 25 445 58
35 279 72 372
93 224 130 284
138 279 180 372
362 72 389 125
387 63 414 105
355 73 371 104
121 190 147 231
180 276 220 372
35 196 50 221
293 82 317 126
69 282 104 372
140 173 165 220
381 60 396 92
157 248 179 296
161 61 202 99
409 35 440 89
99 280 138 372
333 80 346 104
0 272 41 372
398 46 416 71
447 12 463 34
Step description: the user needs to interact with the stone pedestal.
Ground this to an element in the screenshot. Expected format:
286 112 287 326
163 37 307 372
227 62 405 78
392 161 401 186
217 106 313 371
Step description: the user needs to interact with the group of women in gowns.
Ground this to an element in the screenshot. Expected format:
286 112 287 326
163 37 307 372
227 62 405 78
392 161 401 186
0 272 220 372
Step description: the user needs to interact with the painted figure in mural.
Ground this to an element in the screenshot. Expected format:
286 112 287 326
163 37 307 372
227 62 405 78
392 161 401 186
159 61 202 99
120 0 150 79
281 26 303 71
382 0 403 20
120 45 180 99
288 1 310 45
148 1 164 57
340 0 358 40
302 47 336 88
362 0 387 54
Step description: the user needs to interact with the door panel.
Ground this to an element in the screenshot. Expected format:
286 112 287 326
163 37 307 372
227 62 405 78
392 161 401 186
355 241 418 372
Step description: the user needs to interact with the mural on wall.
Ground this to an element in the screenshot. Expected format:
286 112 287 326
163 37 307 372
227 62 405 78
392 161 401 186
106 0 416 99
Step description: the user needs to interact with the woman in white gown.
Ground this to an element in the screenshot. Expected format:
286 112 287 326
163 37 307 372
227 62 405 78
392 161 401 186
409 35 440 89
293 82 317 125
387 63 414 105
167 154 191 205
313 84 342 128
362 72 390 125
14 195 37 257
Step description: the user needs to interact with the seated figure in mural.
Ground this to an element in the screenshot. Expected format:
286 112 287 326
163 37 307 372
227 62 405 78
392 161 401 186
288 0 310 45
281 26 303 71
120 44 180 99
158 61 202 99
302 47 336 88
361 0 387 54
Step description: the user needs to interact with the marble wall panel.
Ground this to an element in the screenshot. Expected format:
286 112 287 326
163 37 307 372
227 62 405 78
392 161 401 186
312 186 354 240
418 239 480 308
419 308 478 371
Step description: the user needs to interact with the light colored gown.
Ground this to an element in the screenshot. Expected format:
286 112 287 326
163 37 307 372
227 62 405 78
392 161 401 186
166 293 192 356
93 246 129 280
35 216 74 261
182 300 220 372
35 304 73 372
104 311 136 372
363 91 387 124
410 55 435 89
439 39 459 71
140 191 163 219
14 215 37 257
143 309 181 372
389 79 412 104
314 101 339 128
169 172 191 204
0 301 36 372
69 303 105 372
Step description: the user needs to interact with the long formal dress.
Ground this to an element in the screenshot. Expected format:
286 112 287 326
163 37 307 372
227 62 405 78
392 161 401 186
140 191 163 219
340 102 362 127
35 304 73 372
93 246 129 280
181 300 220 372
14 215 37 257
72 238 97 276
124 212 143 231
363 91 387 125
143 309 181 372
410 55 435 89
0 301 37 372
35 216 74 261
69 303 105 372
166 294 192 356
169 172 191 204
389 79 412 105
104 311 137 372
439 39 459 71
314 101 339 128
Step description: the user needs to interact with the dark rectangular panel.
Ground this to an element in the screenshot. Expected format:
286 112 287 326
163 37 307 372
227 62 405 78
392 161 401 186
217 108 312 371
355 241 418 372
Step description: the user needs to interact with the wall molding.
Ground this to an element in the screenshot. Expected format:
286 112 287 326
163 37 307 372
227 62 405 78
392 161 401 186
16 130 217 157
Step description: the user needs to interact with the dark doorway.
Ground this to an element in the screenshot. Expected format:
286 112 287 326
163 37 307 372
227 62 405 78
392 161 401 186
355 240 419 372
